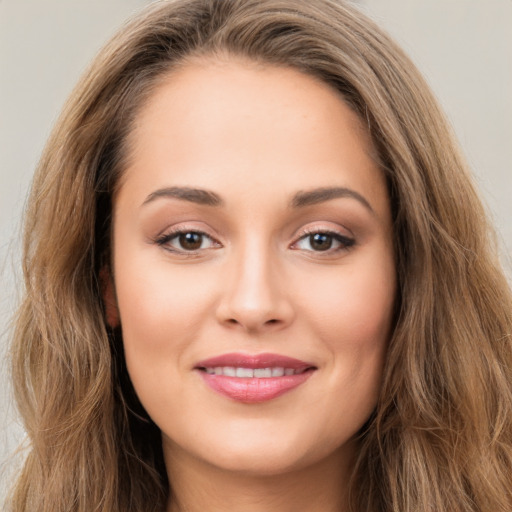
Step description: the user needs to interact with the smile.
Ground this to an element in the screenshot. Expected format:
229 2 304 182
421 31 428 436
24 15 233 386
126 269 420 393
201 367 308 377
195 353 316 403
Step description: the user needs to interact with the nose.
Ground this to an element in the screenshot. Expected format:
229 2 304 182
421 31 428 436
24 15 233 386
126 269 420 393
215 242 294 334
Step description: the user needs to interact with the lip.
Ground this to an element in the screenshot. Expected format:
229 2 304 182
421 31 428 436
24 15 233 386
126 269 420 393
195 352 314 370
195 352 316 403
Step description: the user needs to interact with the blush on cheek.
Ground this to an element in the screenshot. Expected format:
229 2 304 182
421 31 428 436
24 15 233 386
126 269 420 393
308 278 393 344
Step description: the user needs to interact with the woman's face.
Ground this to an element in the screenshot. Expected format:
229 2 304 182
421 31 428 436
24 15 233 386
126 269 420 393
109 57 396 476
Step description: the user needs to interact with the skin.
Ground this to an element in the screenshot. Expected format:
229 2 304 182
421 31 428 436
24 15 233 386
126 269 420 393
107 57 396 512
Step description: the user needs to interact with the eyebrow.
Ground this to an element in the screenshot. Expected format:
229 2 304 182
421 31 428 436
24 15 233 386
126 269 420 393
142 186 224 207
290 187 374 214
142 185 374 213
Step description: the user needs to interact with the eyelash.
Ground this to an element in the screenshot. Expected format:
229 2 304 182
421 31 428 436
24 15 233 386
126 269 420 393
154 228 220 255
291 229 355 254
154 227 355 256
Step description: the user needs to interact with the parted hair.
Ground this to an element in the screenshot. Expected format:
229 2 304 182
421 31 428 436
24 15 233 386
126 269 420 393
9 0 512 511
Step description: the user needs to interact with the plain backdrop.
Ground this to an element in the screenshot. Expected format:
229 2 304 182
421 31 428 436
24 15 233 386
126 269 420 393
1 0 511 502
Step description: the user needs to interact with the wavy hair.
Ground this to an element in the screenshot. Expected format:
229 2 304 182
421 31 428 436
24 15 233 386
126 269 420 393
9 0 512 511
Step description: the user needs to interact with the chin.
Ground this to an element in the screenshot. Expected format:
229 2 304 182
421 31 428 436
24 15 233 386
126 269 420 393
165 422 353 477
203 445 313 476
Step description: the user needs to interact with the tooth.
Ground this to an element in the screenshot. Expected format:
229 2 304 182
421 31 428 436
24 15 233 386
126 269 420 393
236 368 254 378
209 366 297 378
254 368 272 378
271 367 285 377
223 366 236 377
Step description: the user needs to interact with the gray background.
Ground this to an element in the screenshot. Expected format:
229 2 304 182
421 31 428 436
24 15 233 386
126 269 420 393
1 0 511 502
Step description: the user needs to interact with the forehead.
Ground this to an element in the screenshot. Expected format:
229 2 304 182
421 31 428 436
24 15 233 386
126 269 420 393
119 57 387 216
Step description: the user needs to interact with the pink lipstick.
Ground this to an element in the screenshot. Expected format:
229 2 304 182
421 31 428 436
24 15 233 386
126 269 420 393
195 353 316 403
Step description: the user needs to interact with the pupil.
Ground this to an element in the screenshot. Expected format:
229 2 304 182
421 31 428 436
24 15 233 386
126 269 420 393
179 232 202 250
310 233 332 251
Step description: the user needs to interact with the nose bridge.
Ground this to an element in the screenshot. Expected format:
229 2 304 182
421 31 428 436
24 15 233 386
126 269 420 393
217 234 292 331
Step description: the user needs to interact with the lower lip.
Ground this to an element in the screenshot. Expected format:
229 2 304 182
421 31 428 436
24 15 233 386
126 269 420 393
198 370 315 403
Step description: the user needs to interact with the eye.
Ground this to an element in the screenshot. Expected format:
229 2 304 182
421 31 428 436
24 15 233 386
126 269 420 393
293 231 355 253
156 230 219 253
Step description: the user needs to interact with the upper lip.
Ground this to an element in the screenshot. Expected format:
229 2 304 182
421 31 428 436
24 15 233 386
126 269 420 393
195 352 316 371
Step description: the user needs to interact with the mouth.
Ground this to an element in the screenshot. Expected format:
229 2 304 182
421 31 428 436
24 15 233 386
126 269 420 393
194 353 317 403
199 366 310 377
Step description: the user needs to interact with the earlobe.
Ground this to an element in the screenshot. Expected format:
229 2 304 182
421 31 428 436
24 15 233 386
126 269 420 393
100 266 120 328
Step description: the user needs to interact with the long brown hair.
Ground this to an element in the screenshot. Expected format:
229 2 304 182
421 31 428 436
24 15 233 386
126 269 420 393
9 1 512 511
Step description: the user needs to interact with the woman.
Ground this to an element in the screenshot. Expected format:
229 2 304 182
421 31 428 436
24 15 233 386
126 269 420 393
9 0 512 511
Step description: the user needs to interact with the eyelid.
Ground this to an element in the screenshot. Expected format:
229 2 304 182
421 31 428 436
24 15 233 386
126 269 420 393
293 222 354 240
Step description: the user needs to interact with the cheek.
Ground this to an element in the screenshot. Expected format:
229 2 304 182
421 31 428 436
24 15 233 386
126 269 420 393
115 253 215 339
296 248 395 403
302 256 395 350
113 255 221 399
114 259 219 418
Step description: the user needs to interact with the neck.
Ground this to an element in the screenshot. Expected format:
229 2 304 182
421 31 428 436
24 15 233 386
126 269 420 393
164 440 355 512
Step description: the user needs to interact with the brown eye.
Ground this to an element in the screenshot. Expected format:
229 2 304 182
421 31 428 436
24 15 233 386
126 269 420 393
178 232 204 250
309 233 333 251
292 230 355 253
155 230 217 253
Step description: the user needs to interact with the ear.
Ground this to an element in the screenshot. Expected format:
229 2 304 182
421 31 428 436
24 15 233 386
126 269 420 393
100 266 120 328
